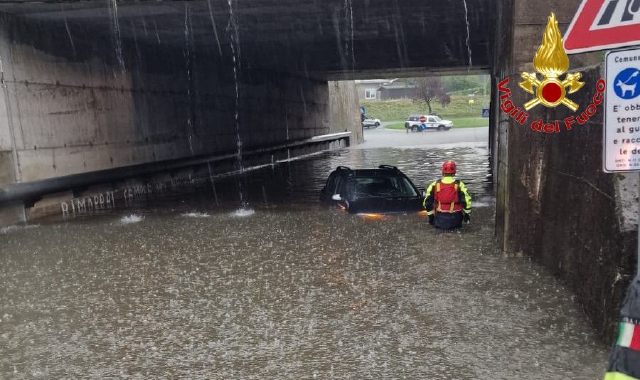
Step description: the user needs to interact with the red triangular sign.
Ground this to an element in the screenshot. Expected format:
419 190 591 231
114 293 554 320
564 0 640 54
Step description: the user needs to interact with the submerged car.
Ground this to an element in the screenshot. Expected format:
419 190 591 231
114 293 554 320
319 165 425 214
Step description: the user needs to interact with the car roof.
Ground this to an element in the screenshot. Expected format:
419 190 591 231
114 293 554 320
332 165 409 178
350 170 403 177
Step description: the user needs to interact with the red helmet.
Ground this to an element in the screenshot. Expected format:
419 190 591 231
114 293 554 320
442 160 457 175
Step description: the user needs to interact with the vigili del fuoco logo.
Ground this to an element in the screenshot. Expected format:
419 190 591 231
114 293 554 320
497 12 606 133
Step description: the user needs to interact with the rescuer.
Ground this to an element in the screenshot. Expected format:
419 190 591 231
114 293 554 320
423 160 472 230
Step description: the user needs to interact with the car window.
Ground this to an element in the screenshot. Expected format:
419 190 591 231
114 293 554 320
428 117 436 123
323 172 337 194
433 116 442 122
390 177 419 197
333 176 343 195
343 178 358 200
347 177 372 199
347 175 418 198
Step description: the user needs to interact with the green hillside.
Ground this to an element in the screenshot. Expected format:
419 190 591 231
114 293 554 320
361 95 490 122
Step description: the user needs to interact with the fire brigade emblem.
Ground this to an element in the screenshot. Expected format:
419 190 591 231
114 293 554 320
519 12 584 111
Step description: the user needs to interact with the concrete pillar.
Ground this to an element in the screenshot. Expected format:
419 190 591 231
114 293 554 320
328 80 362 143
494 0 636 341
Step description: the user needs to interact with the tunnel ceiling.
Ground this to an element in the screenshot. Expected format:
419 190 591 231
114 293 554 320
0 0 496 80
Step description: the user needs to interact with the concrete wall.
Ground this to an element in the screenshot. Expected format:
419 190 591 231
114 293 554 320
0 13 360 223
493 0 636 342
0 13 359 184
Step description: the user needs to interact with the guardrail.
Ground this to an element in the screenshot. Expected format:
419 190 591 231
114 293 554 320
0 132 351 206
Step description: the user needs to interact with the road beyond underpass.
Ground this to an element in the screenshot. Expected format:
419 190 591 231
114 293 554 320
359 126 489 148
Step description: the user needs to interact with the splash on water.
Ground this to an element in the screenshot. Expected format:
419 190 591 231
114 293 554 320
0 226 13 234
231 208 255 217
120 214 144 224
0 224 39 234
473 201 492 208
182 212 210 218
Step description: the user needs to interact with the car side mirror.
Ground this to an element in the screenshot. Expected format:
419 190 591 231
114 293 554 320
332 194 342 201
420 190 426 198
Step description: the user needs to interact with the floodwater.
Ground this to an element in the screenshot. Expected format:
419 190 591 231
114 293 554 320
0 128 608 379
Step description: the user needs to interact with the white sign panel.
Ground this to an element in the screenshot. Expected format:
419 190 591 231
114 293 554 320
604 47 640 172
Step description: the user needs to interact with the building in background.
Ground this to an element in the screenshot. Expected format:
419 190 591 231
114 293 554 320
355 79 418 102
355 79 391 102
378 82 418 100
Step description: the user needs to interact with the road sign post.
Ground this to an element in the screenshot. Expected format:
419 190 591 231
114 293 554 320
604 47 640 269
604 48 640 172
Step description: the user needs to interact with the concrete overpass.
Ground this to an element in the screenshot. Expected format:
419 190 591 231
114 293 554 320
0 0 494 80
0 0 634 344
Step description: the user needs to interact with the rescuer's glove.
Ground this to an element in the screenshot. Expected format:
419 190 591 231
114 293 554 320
463 213 470 224
428 215 434 225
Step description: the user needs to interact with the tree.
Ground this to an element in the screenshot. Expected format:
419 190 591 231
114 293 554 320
414 76 448 114
442 75 481 93
439 93 451 108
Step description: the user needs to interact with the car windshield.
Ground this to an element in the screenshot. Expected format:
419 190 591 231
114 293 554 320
346 175 419 199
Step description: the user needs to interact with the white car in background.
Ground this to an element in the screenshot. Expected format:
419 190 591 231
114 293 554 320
405 114 453 132
361 115 381 128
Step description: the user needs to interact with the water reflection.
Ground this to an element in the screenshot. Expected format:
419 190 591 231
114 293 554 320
0 144 607 379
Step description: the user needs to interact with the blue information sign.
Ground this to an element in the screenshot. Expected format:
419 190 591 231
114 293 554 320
481 108 489 117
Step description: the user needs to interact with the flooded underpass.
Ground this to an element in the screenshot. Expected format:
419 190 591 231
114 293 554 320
0 128 608 379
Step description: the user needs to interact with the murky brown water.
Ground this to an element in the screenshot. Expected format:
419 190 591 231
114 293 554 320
0 139 608 379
